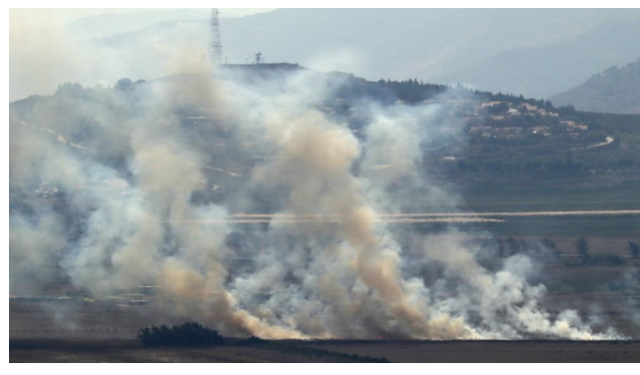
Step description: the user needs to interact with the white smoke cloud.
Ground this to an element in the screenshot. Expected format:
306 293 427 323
9 53 627 340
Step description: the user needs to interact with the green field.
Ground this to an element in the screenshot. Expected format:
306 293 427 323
468 215 639 238
406 215 639 238
459 180 640 213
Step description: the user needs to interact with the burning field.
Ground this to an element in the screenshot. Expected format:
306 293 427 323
9 58 640 347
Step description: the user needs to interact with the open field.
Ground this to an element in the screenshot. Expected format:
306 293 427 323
402 181 640 237
9 339 340 363
10 233 640 345
10 338 640 363
9 175 640 361
10 339 375 363
405 215 640 238
302 340 640 363
459 181 640 213
457 215 640 237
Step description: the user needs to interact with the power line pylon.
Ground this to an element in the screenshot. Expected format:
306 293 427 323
209 8 223 66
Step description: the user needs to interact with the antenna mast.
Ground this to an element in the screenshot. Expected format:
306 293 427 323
209 8 223 66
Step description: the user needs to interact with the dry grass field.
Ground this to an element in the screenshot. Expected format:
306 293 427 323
9 339 338 363
10 339 640 363
10 235 640 363
302 340 640 363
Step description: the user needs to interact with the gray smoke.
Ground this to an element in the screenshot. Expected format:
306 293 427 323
9 56 624 340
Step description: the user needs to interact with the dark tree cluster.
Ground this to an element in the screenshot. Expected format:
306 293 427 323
377 78 449 103
137 322 225 347
575 237 590 258
580 253 626 267
572 237 627 266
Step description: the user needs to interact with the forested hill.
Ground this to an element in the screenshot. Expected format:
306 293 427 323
550 59 640 115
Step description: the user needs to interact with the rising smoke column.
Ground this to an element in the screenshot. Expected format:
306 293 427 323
9 61 624 340
219 69 621 339
246 105 471 338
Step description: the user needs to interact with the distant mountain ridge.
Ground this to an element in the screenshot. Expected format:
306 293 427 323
550 59 640 115
12 9 640 101
434 18 640 98
75 9 640 99
66 9 209 40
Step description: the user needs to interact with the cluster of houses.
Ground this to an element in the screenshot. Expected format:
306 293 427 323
464 100 590 142
325 95 594 144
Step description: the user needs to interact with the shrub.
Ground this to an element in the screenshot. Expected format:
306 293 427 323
541 238 556 250
575 237 589 258
137 322 225 347
628 241 640 259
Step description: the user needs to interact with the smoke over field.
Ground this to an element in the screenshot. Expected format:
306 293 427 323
9 60 624 340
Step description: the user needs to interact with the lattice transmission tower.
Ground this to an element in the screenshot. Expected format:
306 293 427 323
209 8 223 66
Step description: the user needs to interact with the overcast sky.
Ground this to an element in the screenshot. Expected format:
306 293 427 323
9 9 275 101
10 8 274 28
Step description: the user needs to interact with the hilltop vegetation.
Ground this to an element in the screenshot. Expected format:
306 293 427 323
10 66 640 210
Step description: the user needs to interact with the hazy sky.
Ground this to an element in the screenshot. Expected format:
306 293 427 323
9 9 275 101
10 8 274 29
10 8 640 101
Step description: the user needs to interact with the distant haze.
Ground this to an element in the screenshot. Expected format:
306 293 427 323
550 59 640 114
10 8 638 341
10 9 640 101
9 8 274 101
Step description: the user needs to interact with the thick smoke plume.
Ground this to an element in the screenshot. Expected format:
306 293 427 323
9 57 623 340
